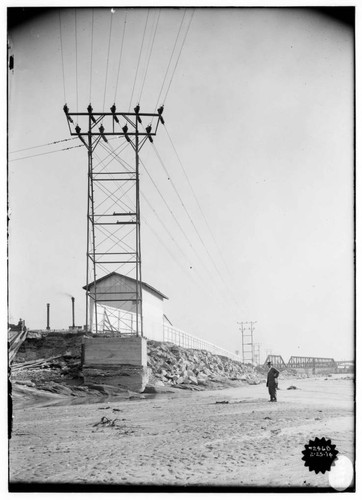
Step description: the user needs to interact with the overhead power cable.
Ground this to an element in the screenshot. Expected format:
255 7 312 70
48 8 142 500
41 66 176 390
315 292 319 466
151 143 223 275
58 9 66 103
153 8 187 113
141 193 192 271
164 124 237 286
141 198 217 303
103 9 114 111
139 156 197 255
74 8 78 113
9 137 77 155
89 8 94 103
114 9 128 104
139 156 218 289
138 8 161 104
162 8 195 105
128 9 150 109
9 144 84 162
151 141 240 310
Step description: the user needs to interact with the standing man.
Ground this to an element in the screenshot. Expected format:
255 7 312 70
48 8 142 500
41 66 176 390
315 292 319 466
266 361 279 402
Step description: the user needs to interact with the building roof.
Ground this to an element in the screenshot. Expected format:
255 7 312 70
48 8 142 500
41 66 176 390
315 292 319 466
83 272 169 300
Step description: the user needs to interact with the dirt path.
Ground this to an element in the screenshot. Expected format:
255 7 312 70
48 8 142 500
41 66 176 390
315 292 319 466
9 376 354 490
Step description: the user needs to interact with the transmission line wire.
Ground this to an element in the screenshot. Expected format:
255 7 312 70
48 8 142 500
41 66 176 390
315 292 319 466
128 9 150 109
138 8 161 104
139 157 195 251
141 156 234 309
9 144 84 162
154 8 187 112
163 8 195 105
89 8 94 103
139 156 218 288
164 124 236 284
10 137 77 154
103 9 114 111
152 142 211 251
74 8 78 113
140 196 214 300
114 9 128 104
151 141 240 309
58 9 66 104
141 191 191 268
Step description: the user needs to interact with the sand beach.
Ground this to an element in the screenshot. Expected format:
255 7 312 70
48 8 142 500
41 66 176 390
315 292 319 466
9 374 354 491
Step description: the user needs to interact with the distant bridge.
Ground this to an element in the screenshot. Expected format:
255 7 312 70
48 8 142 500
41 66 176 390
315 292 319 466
287 356 337 371
336 360 354 372
263 355 287 370
263 355 338 373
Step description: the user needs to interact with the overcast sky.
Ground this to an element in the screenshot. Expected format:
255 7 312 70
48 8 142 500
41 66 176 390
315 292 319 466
7 6 354 362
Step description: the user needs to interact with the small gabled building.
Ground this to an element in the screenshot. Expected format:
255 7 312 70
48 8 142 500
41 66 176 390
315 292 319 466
83 272 168 341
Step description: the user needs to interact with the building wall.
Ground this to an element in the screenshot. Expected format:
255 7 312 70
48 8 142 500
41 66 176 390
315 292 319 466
88 275 165 340
90 274 137 312
143 290 164 341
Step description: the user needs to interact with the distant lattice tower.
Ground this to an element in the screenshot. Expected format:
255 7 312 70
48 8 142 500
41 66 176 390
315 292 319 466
238 321 257 364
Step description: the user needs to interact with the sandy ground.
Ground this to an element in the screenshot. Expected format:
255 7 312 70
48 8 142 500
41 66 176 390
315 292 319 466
9 375 354 490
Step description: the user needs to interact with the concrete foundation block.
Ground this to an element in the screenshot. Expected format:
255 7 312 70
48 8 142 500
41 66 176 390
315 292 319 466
83 336 147 367
82 336 149 392
83 365 150 393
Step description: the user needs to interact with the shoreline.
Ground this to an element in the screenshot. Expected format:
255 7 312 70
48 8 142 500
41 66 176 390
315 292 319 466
9 375 355 490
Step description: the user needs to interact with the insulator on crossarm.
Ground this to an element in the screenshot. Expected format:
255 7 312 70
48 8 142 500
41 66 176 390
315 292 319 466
63 104 73 123
157 105 165 125
122 124 131 143
134 104 142 124
110 103 119 123
74 125 88 148
99 124 108 143
146 125 153 143
87 104 96 123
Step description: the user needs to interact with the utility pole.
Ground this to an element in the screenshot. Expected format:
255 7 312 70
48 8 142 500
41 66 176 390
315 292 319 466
237 321 257 364
64 104 165 336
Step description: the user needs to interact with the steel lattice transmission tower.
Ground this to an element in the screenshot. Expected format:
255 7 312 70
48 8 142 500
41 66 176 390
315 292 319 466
64 104 165 336
237 321 257 364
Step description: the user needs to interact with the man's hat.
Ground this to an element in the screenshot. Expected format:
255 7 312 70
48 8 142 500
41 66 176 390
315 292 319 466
267 361 272 366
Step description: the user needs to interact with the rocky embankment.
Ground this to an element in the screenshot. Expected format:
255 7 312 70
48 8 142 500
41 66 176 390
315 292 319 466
10 336 264 403
146 341 262 391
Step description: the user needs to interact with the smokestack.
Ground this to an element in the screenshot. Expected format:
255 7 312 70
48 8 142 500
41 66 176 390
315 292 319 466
46 303 50 330
71 297 75 329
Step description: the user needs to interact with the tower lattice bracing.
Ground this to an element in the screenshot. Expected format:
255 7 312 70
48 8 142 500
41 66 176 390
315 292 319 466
64 104 164 336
